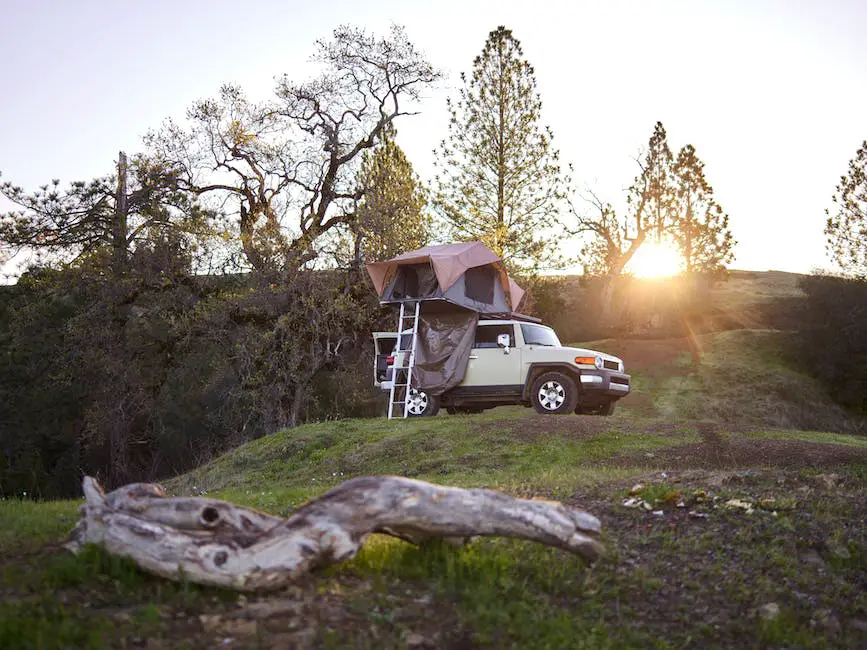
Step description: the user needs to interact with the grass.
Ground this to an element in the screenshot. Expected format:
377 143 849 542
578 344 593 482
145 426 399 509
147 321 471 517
0 498 80 555
3 304 867 647
3 409 865 648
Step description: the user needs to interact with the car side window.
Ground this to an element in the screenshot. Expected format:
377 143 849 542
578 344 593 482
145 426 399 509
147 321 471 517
473 324 514 349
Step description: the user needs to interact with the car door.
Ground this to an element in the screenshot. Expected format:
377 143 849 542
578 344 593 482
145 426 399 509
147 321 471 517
461 323 522 389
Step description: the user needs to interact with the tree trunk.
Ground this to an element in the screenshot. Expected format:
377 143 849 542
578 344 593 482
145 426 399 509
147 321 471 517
113 151 128 277
67 476 603 592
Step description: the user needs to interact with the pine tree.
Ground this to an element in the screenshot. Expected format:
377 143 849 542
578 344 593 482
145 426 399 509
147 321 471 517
433 26 567 270
825 140 867 278
671 144 735 273
352 124 429 263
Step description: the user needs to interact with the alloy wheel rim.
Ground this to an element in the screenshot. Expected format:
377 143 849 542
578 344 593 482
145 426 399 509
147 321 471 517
407 389 428 415
538 381 565 410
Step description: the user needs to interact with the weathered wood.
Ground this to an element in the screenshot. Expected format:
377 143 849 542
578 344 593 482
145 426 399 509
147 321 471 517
67 476 603 591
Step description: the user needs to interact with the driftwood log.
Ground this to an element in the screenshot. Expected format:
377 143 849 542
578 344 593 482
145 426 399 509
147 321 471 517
66 476 603 591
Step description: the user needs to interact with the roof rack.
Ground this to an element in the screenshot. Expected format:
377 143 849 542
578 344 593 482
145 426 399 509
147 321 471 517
479 312 543 324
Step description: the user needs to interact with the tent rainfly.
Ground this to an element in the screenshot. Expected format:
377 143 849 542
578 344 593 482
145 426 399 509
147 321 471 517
365 242 525 314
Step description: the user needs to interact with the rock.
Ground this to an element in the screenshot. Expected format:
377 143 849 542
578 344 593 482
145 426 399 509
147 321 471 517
199 614 223 631
724 498 753 512
849 619 867 633
688 511 710 519
405 632 428 647
628 484 645 495
759 603 781 621
242 599 304 619
816 473 841 490
827 544 851 561
652 510 664 516
801 549 826 566
622 497 642 508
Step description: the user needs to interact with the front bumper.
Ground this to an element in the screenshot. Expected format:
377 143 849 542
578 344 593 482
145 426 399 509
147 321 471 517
578 369 631 397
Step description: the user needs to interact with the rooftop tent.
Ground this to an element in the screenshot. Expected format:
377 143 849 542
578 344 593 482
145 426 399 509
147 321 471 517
365 242 525 313
366 242 527 396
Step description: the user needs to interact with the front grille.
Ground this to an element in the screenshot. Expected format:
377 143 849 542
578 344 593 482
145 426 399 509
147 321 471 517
603 360 619 371
610 376 629 386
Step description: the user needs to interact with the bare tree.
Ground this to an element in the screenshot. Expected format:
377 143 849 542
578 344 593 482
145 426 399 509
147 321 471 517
571 122 676 321
147 25 440 275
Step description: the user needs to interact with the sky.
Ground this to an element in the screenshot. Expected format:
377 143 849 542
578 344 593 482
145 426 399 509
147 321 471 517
1 0 865 278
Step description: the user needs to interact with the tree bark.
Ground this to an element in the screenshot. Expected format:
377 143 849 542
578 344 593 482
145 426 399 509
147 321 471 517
67 476 604 592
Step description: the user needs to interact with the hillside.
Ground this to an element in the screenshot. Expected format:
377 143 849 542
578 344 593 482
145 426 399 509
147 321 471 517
2 271 866 649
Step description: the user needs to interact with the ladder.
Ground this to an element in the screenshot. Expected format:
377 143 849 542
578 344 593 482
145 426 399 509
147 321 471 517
387 300 421 419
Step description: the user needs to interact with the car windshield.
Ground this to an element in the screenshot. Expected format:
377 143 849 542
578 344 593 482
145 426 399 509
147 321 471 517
520 323 561 347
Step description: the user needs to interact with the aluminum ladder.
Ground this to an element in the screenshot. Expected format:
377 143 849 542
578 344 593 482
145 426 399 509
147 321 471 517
387 300 421 419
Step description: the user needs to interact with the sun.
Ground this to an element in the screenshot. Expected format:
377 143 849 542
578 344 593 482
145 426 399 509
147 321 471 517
627 241 683 278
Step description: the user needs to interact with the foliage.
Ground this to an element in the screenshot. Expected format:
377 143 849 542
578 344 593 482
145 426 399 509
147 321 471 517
0 249 383 497
795 273 867 414
146 25 439 274
574 123 735 278
825 140 867 277
433 26 568 270
0 155 220 275
350 124 430 263
672 144 736 273
573 122 676 279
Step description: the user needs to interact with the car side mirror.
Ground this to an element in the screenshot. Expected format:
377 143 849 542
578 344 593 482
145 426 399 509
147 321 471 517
497 333 511 354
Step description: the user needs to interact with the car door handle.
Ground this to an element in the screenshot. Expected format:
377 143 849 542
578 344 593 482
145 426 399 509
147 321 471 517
468 355 479 359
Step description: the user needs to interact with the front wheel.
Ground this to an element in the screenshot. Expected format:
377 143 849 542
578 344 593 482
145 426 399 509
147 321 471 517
530 372 579 415
576 401 616 416
405 388 440 417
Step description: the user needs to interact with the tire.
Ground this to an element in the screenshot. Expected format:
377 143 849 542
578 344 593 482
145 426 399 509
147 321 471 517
446 406 484 415
405 388 440 417
575 400 614 415
576 401 616 416
599 400 615 416
530 372 579 415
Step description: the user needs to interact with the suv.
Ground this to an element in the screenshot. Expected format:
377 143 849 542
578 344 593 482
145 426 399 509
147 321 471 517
374 319 630 417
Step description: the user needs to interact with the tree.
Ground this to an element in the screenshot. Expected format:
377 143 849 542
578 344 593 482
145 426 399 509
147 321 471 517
433 26 568 270
825 140 867 278
0 154 217 276
574 122 676 278
671 144 735 274
572 122 676 321
350 124 429 263
147 25 439 275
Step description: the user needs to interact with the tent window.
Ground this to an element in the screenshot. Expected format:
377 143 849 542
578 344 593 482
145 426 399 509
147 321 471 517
465 266 495 304
393 266 420 298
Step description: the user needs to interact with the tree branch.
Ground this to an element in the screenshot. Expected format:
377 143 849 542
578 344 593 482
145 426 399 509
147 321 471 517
67 475 603 592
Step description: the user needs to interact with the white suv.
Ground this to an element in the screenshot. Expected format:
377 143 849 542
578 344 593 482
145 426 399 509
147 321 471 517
374 319 630 417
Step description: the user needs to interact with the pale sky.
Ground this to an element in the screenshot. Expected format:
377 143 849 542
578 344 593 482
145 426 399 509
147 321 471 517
1 0 865 277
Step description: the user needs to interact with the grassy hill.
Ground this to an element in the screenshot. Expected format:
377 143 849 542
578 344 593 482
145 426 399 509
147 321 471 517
2 272 866 649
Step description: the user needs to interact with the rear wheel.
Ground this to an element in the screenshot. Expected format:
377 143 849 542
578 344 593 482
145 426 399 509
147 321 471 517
446 406 484 415
405 388 440 417
530 372 579 415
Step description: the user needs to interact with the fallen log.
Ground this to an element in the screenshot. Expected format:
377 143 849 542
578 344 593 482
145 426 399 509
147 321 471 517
66 475 603 591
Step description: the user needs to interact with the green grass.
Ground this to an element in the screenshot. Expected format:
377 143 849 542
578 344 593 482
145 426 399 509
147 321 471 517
168 410 701 497
0 498 80 555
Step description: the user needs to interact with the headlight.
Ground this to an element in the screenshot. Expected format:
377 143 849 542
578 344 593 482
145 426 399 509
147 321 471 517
594 355 604 370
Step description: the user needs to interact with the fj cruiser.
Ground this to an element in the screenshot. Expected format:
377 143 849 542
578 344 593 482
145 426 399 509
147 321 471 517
374 317 630 417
